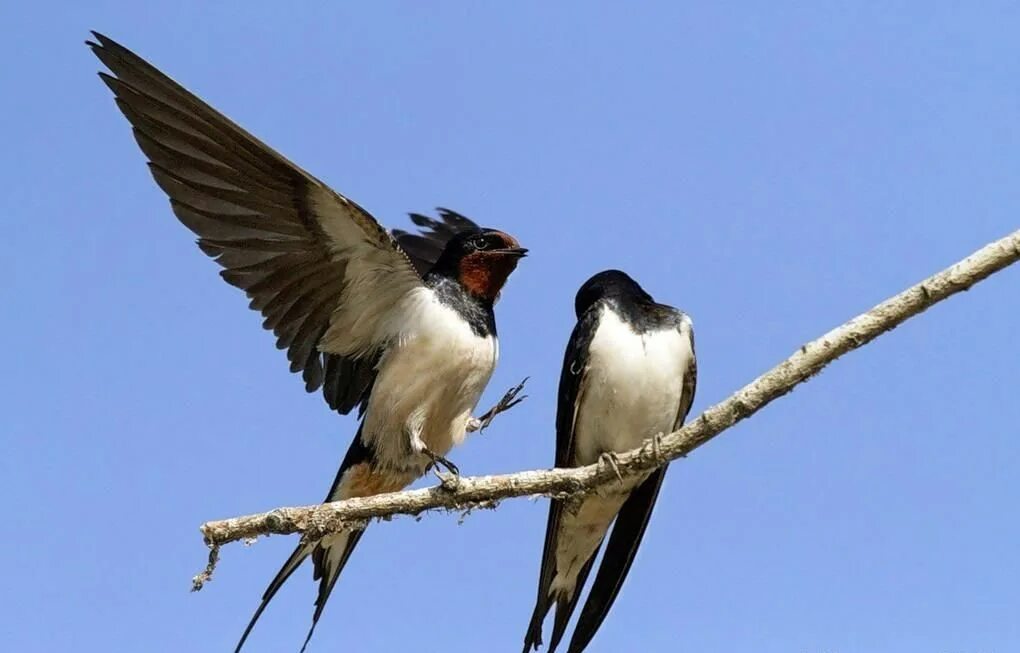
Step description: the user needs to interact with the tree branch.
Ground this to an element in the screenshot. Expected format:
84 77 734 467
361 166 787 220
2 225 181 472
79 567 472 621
196 229 1020 586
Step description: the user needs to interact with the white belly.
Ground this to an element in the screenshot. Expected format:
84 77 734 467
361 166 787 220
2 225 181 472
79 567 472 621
573 307 693 466
361 287 498 470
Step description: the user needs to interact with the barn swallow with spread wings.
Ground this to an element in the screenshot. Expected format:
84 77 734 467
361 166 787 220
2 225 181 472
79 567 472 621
522 270 697 653
87 32 527 652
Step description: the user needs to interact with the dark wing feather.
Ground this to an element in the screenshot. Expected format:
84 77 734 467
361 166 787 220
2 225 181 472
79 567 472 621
554 308 601 469
392 208 481 275
566 317 697 653
89 32 422 414
321 352 379 415
676 321 698 430
522 307 601 652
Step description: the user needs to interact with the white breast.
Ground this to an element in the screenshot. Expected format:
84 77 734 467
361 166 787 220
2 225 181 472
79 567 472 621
573 305 693 466
361 287 498 469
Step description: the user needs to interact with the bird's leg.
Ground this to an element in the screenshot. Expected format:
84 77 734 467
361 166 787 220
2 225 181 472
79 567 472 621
467 377 529 433
599 451 624 483
407 423 459 485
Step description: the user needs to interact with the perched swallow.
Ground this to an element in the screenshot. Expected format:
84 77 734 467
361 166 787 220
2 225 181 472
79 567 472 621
522 270 697 653
87 32 527 652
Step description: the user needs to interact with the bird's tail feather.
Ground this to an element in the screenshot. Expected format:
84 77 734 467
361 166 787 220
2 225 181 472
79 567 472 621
235 426 376 653
234 542 313 653
299 528 366 653
523 590 553 653
547 553 598 653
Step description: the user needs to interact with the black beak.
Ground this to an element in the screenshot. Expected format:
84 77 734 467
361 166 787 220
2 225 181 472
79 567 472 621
492 247 528 257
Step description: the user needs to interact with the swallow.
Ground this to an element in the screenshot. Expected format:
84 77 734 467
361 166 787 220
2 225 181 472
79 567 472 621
522 270 697 653
87 32 527 652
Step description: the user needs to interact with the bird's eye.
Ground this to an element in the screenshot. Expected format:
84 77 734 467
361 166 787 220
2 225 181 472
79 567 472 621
471 236 490 250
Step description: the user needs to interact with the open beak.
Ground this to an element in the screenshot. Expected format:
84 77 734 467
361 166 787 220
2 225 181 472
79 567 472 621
491 247 529 257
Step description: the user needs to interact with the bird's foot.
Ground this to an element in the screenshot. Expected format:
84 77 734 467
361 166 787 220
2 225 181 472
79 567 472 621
468 377 529 433
424 449 461 489
650 432 665 462
599 451 624 483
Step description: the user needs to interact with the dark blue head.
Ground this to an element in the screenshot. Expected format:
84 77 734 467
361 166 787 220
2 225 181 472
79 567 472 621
574 269 654 317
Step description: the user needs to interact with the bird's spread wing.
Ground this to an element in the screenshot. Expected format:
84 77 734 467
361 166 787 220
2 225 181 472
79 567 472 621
392 208 481 275
88 32 423 414
566 318 697 653
523 308 601 653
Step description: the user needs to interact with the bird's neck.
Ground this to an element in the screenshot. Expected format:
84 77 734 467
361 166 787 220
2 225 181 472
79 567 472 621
425 273 497 337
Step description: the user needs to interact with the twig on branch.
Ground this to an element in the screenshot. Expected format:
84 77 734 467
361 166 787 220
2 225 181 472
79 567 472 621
196 229 1020 586
191 544 220 592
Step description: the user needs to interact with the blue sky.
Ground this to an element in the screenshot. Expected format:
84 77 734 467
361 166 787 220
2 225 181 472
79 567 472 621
2 3 1018 652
